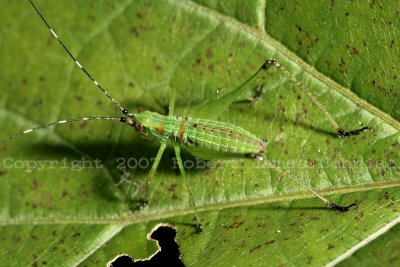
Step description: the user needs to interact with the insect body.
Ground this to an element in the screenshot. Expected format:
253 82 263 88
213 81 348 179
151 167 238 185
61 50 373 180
130 111 265 158
1 1 370 232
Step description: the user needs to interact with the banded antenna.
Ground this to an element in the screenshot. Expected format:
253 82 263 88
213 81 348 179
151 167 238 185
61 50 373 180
0 2 139 145
28 0 134 118
0 117 125 145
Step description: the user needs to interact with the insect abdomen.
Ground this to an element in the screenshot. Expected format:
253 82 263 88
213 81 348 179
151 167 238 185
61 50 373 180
183 118 264 154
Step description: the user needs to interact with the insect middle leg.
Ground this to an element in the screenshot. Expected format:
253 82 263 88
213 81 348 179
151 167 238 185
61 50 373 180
172 89 202 230
173 145 203 233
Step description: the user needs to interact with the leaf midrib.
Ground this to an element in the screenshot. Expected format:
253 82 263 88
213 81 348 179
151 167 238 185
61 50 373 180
0 179 398 226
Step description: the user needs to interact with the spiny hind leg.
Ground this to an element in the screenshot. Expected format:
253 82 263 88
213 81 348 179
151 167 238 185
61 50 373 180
286 173 357 211
337 127 369 137
250 85 265 102
190 62 268 119
266 161 357 211
174 145 203 233
232 85 265 104
262 59 369 137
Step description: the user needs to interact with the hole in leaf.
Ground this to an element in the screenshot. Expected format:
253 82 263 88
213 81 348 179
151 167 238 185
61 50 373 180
109 224 184 267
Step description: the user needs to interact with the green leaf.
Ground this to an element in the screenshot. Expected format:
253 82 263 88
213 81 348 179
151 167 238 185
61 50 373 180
336 218 400 267
0 0 399 266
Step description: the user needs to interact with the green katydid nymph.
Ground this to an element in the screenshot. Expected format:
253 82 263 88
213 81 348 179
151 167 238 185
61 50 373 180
1 0 370 232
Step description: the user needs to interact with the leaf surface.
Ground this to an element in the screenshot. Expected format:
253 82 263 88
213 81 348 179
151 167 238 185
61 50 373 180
0 0 399 266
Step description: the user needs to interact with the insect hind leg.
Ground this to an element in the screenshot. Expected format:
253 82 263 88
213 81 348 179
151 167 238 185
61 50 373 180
265 161 358 212
329 201 357 212
261 59 370 137
338 126 369 137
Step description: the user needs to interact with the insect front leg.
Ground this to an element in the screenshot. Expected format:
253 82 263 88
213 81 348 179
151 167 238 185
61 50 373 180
148 140 168 179
136 139 168 208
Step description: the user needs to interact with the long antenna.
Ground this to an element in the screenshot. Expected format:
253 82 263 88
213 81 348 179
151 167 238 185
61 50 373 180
0 117 124 145
28 0 132 117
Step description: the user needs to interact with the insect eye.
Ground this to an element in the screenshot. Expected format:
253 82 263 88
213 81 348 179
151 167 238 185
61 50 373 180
134 122 144 132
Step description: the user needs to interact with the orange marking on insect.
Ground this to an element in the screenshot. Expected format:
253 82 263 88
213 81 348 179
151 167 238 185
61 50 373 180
178 117 188 138
155 126 164 134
